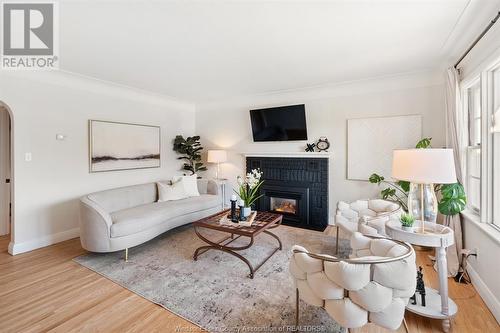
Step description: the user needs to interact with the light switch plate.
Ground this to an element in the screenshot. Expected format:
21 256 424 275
25 152 32 162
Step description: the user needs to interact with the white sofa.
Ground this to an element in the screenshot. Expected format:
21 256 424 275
79 179 220 253
290 232 416 331
335 199 401 237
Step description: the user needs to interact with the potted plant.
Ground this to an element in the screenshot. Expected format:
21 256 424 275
400 213 415 232
436 182 467 223
369 137 467 218
173 135 207 176
235 169 264 217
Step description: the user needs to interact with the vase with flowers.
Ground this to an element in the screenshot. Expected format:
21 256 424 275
235 169 264 217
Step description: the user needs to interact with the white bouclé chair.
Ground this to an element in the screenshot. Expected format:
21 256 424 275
290 232 416 332
334 199 401 249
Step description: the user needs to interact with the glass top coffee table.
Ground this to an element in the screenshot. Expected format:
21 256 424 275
192 209 283 279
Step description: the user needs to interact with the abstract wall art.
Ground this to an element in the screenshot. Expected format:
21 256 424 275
89 120 161 172
347 114 422 180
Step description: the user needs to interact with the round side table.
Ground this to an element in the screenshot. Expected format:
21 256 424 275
386 219 458 332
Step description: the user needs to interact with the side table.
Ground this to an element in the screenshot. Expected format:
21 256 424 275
386 219 458 332
212 178 227 210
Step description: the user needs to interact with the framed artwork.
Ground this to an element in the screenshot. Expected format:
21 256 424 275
347 114 422 180
89 120 161 172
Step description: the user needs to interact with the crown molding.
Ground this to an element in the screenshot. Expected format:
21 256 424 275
439 0 500 70
197 69 444 110
2 70 196 110
2 68 444 112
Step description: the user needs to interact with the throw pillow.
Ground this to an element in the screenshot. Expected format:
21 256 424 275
179 174 200 197
157 181 188 202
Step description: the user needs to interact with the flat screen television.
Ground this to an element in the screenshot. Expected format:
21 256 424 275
250 104 307 142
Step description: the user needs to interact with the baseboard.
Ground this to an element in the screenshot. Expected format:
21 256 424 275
466 262 500 324
8 227 80 255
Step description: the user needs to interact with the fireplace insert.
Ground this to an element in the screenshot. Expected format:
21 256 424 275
270 197 298 215
257 184 310 229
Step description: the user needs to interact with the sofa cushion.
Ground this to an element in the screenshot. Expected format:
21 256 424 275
88 183 158 213
182 175 200 197
173 175 200 197
110 194 219 237
157 181 188 202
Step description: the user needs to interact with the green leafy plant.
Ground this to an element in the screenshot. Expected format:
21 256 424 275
369 174 409 211
400 213 415 227
415 137 432 149
235 169 264 207
369 137 467 218
436 182 467 216
173 135 207 175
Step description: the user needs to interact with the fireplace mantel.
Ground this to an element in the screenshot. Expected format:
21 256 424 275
242 152 332 159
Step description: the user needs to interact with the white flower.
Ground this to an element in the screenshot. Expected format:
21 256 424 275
236 170 263 190
246 176 255 189
251 169 262 180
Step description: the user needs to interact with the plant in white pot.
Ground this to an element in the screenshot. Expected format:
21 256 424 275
235 169 264 217
400 213 415 232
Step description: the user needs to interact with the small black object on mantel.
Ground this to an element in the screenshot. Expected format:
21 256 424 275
410 266 426 306
305 143 316 152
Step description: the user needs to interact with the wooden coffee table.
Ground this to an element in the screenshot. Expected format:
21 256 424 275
192 209 283 279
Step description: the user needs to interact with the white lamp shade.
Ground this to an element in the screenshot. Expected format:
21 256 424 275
392 149 457 184
207 150 227 163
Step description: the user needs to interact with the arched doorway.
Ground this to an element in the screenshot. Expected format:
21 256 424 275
0 101 14 253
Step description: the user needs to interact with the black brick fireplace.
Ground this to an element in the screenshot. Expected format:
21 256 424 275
246 156 328 231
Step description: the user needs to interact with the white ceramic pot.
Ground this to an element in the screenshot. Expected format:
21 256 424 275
242 207 252 217
401 225 414 232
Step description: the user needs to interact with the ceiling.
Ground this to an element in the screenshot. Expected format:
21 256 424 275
59 0 498 103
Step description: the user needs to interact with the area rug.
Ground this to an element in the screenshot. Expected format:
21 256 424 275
74 224 350 333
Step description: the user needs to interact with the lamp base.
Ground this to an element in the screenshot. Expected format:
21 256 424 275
408 183 438 233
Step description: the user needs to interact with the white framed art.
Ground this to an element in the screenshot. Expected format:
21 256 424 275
89 120 161 172
347 114 422 180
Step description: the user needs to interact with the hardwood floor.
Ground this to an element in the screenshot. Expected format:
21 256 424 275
0 229 498 333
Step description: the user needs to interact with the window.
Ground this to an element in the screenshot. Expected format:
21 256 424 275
493 68 500 227
462 59 500 230
465 81 481 213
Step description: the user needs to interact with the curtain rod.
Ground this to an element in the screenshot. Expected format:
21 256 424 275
454 11 500 69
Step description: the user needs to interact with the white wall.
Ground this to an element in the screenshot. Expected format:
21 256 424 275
196 71 446 222
0 71 195 254
0 107 11 235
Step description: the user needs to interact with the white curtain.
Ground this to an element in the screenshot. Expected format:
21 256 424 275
444 67 467 277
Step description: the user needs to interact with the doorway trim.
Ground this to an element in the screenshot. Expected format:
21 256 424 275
0 101 15 254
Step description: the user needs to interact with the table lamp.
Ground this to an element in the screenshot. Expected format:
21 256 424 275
392 149 457 233
207 149 227 180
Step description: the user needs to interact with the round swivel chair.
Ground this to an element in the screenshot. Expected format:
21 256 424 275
290 232 415 332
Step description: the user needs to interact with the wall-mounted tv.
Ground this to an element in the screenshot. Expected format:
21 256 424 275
250 104 307 142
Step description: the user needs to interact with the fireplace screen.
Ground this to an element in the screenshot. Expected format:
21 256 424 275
270 197 298 215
